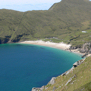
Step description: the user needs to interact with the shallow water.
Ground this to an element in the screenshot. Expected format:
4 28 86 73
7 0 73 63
0 43 82 91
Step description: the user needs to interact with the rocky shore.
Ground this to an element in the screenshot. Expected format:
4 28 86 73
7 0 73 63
19 41 91 57
19 41 91 91
31 58 86 91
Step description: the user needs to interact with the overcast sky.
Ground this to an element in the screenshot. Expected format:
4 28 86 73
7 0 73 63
0 0 61 12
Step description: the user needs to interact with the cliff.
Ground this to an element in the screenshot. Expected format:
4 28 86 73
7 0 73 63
32 57 91 91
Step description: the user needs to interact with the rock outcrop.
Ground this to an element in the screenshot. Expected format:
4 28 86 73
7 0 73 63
31 77 56 91
79 43 91 53
49 77 56 85
73 59 85 67
32 86 45 91
31 58 86 91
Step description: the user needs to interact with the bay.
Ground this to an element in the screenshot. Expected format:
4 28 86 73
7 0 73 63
0 43 82 91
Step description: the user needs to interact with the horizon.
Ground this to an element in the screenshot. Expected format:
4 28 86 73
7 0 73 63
0 0 61 12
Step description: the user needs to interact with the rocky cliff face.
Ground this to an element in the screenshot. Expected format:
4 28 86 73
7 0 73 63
79 43 91 53
70 42 91 54
31 77 56 91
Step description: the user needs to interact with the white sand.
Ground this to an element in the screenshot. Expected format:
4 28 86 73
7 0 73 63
19 40 71 50
19 40 86 56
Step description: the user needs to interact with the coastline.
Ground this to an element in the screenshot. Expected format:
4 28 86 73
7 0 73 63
19 40 84 56
19 40 91 91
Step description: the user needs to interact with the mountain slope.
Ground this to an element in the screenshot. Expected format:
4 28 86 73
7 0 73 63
44 56 91 91
0 0 91 47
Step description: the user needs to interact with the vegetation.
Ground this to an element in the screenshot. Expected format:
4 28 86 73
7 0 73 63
0 0 91 47
1 0 91 90
44 56 91 91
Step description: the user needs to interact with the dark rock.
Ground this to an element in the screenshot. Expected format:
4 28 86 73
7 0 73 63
0 36 11 44
70 46 77 50
73 59 84 67
81 53 88 58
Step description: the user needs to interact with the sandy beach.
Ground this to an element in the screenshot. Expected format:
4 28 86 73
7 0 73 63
19 40 85 55
19 40 91 91
19 40 70 50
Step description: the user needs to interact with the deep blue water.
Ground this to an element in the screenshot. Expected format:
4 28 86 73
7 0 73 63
0 43 82 91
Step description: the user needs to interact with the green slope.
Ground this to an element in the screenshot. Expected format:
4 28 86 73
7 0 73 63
44 57 91 91
0 0 91 47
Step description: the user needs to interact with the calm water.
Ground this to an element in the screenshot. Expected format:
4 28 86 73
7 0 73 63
0 43 82 91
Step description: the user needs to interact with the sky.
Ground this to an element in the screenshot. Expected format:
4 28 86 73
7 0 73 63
0 0 61 12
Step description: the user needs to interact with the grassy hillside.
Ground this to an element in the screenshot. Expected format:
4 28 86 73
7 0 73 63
0 0 91 47
44 56 91 91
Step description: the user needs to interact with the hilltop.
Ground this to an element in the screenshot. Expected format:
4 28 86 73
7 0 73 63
0 0 91 48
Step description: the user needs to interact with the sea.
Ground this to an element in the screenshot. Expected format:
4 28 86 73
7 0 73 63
0 43 82 91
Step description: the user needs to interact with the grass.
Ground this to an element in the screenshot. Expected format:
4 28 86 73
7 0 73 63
0 0 91 46
44 56 91 91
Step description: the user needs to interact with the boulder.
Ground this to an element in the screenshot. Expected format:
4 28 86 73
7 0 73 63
49 77 56 85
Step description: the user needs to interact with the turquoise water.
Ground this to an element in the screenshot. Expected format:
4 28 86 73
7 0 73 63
0 43 82 91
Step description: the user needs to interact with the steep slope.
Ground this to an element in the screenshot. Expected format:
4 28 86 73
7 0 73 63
44 57 91 91
0 0 91 47
0 9 24 43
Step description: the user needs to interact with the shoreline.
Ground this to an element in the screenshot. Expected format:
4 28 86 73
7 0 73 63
19 40 84 56
19 40 91 91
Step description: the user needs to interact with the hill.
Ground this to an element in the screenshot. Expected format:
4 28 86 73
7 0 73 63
0 0 91 47
1 0 91 91
40 56 91 91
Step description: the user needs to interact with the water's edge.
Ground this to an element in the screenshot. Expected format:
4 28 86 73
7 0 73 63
0 43 84 91
32 58 86 91
17 42 83 91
